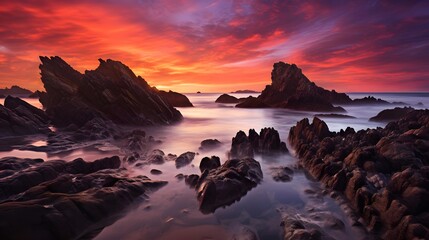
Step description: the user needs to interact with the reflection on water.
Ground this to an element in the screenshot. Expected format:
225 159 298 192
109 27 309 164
1 93 428 239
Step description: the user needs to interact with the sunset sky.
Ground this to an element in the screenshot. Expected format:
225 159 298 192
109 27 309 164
0 0 428 93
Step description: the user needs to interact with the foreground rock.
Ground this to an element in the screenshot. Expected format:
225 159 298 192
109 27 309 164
237 62 349 112
230 128 288 159
39 56 182 127
158 90 193 107
188 157 263 214
369 106 415 122
215 94 239 104
0 96 50 137
0 156 166 239
288 110 429 239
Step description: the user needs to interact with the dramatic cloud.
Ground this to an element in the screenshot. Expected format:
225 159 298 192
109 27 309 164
0 0 428 92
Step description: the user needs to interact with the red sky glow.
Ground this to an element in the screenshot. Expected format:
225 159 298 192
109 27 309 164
0 0 428 93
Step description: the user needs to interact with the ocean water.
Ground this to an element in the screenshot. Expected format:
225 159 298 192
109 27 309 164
1 93 428 239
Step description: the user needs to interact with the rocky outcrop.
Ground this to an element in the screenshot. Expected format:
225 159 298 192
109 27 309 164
189 157 263 214
39 56 182 127
349 96 389 105
231 90 260 93
175 151 196 168
230 128 288 159
0 86 33 97
199 139 222 151
288 110 429 239
0 156 167 239
215 94 239 103
0 97 50 137
158 90 193 107
370 107 415 122
237 62 349 112
199 156 221 172
235 96 268 108
28 90 44 98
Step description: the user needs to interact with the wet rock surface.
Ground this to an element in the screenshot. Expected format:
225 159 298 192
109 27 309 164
158 90 193 107
0 96 50 137
39 56 182 127
230 128 288 159
185 157 263 214
288 110 429 239
215 94 240 103
0 156 167 240
369 106 415 122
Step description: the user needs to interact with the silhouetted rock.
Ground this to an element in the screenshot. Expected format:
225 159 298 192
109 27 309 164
231 90 260 94
199 156 221 172
150 169 163 175
0 156 166 240
199 139 222 151
28 90 44 98
0 94 4 98
288 110 429 239
158 90 193 107
230 128 288 159
0 97 50 137
215 94 239 103
315 113 356 119
39 56 182 127
0 85 33 97
235 96 268 108
237 62 349 112
370 107 415 122
196 158 263 213
349 96 390 105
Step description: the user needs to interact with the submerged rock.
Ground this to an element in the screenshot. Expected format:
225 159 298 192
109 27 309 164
369 106 415 122
215 94 239 104
230 128 288 159
39 56 182 127
158 90 193 107
0 156 167 239
270 166 293 182
288 110 429 239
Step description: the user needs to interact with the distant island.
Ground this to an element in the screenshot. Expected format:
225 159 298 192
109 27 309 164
0 85 33 97
230 90 260 93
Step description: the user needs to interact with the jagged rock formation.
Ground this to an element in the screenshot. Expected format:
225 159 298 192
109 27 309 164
38 56 182 127
237 62 349 112
370 107 415 122
0 96 50 137
288 110 429 239
230 128 288 159
0 156 167 239
215 94 239 103
185 157 263 214
158 90 193 107
28 90 44 98
0 86 33 97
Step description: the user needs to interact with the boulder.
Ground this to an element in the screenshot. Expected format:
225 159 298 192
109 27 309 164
195 158 263 214
199 156 221 172
175 151 196 168
199 139 222 151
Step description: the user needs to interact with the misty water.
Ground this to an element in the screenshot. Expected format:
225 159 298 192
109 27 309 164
1 93 428 239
